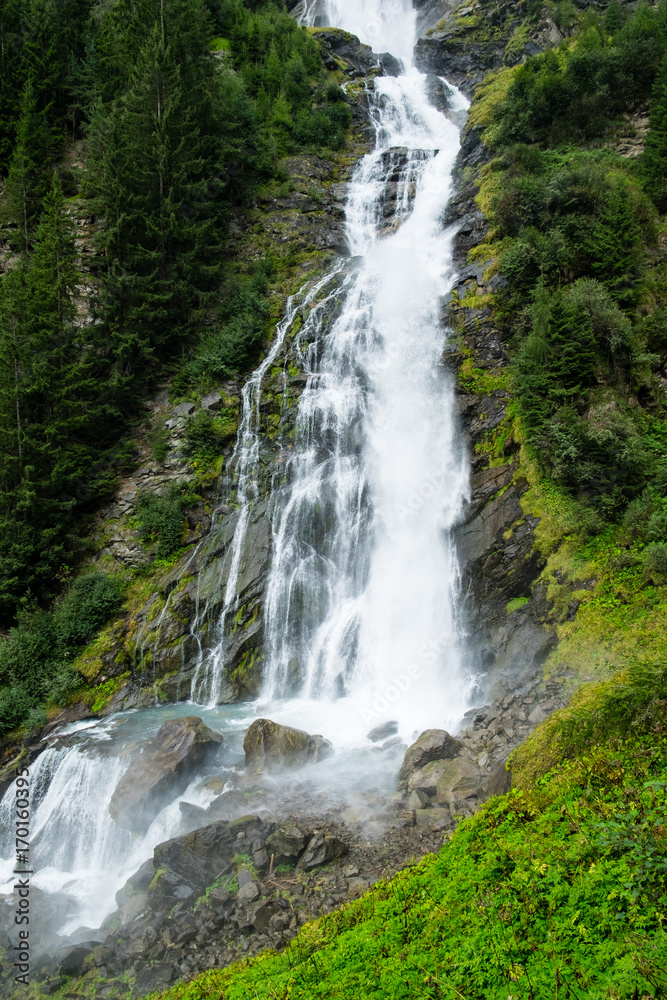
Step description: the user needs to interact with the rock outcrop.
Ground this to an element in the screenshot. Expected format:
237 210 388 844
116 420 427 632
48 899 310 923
109 717 223 833
243 719 333 774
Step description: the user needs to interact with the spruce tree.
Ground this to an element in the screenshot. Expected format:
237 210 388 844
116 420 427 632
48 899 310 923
644 54 667 210
91 0 229 368
0 173 101 619
4 80 49 254
0 0 24 173
590 181 641 299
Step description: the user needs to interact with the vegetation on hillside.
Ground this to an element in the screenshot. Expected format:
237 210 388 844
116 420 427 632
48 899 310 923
468 1 667 566
0 0 351 731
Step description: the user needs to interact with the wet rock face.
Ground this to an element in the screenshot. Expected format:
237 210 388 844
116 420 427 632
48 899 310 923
313 28 377 79
413 1 565 98
109 717 223 833
243 718 333 774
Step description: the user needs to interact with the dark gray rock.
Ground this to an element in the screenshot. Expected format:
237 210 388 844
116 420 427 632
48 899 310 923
266 824 310 864
378 52 403 77
313 27 377 78
298 833 348 871
57 944 93 978
109 717 223 833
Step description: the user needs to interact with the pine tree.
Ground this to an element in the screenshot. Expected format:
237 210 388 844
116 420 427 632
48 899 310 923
0 174 103 619
590 181 641 300
644 54 667 210
4 80 49 254
0 0 25 173
91 0 230 368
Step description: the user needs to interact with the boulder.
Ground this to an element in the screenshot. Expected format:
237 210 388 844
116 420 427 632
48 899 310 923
298 833 348 871
237 881 259 905
482 758 511 800
378 52 403 77
398 729 463 789
407 789 430 810
243 718 332 774
148 814 267 913
173 401 195 417
425 74 453 114
200 391 222 412
109 717 223 833
367 720 398 742
435 758 482 811
266 824 310 864
57 944 93 978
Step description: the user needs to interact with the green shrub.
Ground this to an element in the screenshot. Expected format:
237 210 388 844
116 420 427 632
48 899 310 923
0 572 125 735
645 542 667 580
184 409 238 459
136 485 194 560
53 574 124 653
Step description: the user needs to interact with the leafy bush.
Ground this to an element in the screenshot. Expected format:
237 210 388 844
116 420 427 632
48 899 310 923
0 573 124 736
136 485 195 560
184 409 238 459
53 574 124 653
645 542 667 580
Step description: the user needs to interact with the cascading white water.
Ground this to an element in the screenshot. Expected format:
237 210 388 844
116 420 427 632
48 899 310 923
188 271 347 706
0 0 473 938
259 4 472 741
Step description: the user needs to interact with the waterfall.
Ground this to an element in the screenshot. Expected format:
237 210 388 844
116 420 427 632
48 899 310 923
188 270 347 706
302 0 417 67
259 3 472 739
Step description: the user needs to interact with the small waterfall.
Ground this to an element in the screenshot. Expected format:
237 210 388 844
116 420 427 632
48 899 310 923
0 720 221 933
188 270 347 705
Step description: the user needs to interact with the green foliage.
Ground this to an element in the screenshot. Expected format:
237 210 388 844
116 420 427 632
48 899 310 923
0 173 120 620
482 2 667 524
0 573 123 736
3 79 49 254
135 484 195 560
0 0 348 628
496 3 667 147
644 53 667 209
184 409 237 460
180 261 273 390
513 278 648 512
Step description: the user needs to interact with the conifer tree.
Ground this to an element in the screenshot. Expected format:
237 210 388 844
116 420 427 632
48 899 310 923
4 80 49 254
644 54 667 210
91 0 229 368
0 0 24 173
590 181 641 299
0 173 100 618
